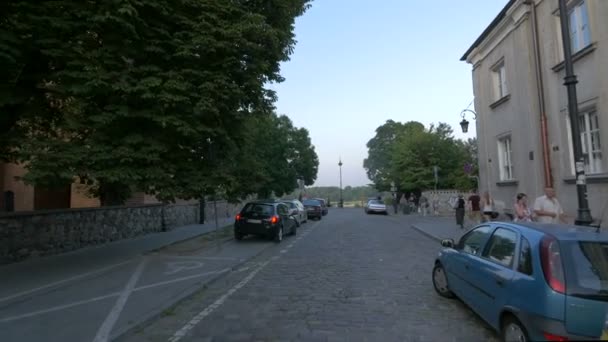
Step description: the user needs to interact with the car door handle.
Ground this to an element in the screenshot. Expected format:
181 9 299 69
495 275 505 287
464 263 470 270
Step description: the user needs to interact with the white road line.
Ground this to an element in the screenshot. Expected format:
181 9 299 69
0 292 120 323
134 269 230 291
0 259 134 303
167 260 271 342
159 256 237 261
93 258 147 342
0 268 230 323
280 249 287 254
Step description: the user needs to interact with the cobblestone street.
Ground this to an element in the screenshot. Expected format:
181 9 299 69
124 209 498 342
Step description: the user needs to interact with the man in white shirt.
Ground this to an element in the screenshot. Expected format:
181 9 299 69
533 187 567 224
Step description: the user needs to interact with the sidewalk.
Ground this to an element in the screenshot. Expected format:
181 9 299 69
408 215 477 243
0 217 235 301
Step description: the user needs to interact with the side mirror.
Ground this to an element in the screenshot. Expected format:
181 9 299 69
441 239 455 248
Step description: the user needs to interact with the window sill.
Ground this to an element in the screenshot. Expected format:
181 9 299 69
552 43 596 72
563 173 608 184
489 94 511 109
496 180 518 186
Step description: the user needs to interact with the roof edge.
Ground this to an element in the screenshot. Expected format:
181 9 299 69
460 0 518 62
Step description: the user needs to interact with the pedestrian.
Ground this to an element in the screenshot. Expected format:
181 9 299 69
420 195 429 216
533 187 567 223
399 194 407 214
468 189 482 224
514 193 532 222
481 191 495 222
455 194 466 229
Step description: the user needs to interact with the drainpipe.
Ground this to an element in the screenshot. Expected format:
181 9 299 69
526 0 554 188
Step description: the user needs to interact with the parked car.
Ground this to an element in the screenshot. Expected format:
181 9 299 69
364 199 387 215
282 199 307 225
303 199 323 220
234 201 297 243
313 198 328 216
432 221 608 341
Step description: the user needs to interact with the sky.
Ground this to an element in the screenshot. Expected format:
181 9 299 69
269 0 508 188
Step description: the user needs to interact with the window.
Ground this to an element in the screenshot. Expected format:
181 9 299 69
492 61 508 100
579 110 602 174
483 228 518 268
497 137 514 180
569 1 592 53
458 225 492 256
518 237 533 275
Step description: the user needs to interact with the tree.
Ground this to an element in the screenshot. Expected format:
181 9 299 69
365 120 476 193
363 120 424 191
1 0 312 205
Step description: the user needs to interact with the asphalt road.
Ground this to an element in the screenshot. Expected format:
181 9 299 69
123 209 499 342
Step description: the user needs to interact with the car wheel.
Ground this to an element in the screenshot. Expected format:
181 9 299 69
291 224 297 236
274 226 283 243
432 263 454 298
295 218 301 227
234 231 244 241
501 315 529 342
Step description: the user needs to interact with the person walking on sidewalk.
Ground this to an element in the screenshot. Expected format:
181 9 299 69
533 187 567 224
455 194 466 229
514 193 533 222
468 190 482 224
481 191 495 222
419 195 429 216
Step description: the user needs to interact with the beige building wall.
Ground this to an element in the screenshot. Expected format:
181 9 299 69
465 0 608 222
70 183 101 208
1 163 35 211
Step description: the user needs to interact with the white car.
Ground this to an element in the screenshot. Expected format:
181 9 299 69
364 199 388 215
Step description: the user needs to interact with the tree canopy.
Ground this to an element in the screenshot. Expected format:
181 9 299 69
1 0 316 205
364 120 477 193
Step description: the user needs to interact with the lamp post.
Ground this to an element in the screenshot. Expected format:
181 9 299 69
558 0 592 226
459 109 477 134
338 159 343 208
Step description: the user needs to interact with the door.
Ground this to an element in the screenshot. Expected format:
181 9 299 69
277 204 294 232
470 227 518 327
449 225 493 304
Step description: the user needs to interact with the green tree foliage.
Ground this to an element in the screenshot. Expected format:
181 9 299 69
1 0 313 205
365 121 476 193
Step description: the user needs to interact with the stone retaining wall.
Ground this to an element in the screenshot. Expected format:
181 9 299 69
0 200 239 264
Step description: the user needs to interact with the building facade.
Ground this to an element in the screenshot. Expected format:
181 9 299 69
462 0 608 222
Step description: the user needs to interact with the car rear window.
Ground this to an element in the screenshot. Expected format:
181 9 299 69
242 203 274 216
369 200 383 205
303 200 320 205
562 241 608 296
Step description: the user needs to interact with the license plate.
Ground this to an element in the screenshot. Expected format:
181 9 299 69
247 219 262 224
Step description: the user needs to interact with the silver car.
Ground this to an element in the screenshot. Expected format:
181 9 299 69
364 199 388 215
282 200 308 225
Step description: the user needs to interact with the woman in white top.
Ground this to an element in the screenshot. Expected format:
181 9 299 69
514 193 533 222
481 191 494 222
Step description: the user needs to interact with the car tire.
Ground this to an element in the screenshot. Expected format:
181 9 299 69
295 218 301 227
501 315 529 342
234 231 244 241
291 224 297 236
274 226 283 243
432 263 454 298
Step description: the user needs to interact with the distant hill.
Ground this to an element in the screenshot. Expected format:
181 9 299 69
284 186 383 203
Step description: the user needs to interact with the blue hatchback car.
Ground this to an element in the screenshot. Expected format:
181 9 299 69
432 222 608 341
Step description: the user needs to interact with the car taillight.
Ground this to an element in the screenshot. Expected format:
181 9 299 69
543 332 568 341
235 214 241 221
540 236 566 294
270 215 279 224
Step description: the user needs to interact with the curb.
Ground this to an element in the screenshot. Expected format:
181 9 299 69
410 224 442 243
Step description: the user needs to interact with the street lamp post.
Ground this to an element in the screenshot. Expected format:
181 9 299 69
338 159 343 208
558 0 592 226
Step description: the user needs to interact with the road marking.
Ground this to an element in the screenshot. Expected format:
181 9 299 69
135 269 230 291
0 268 229 323
167 260 271 342
164 261 205 275
160 256 237 261
0 292 120 323
93 258 147 342
287 244 294 248
0 259 134 304
280 249 287 254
